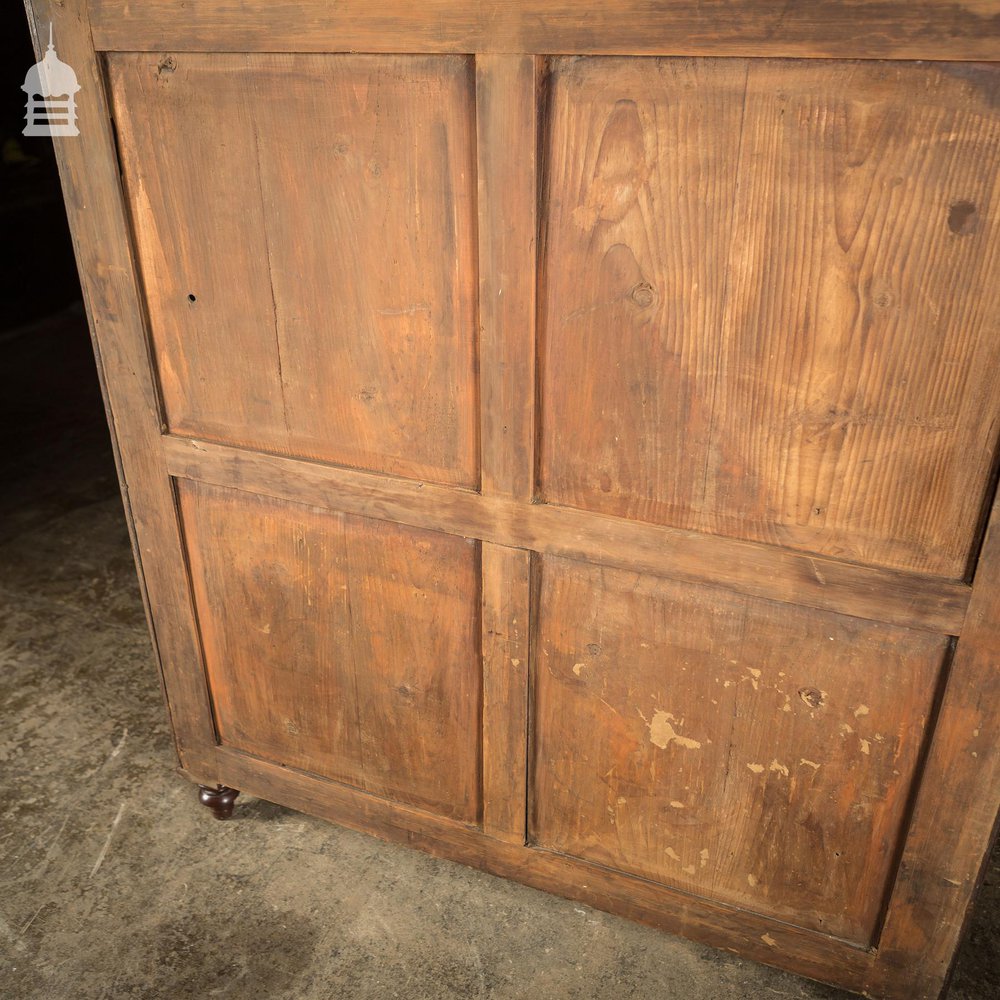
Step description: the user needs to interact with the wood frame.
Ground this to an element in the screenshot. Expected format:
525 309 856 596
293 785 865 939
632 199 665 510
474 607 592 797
23 1 1000 997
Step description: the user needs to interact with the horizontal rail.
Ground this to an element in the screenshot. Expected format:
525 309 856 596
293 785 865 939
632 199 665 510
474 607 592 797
89 1 1000 61
163 435 972 634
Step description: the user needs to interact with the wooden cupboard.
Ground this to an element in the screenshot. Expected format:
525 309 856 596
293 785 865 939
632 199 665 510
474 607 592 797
23 1 1000 996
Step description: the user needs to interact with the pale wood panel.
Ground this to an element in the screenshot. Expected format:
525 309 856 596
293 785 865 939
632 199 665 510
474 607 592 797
108 53 478 487
539 57 1000 578
90 0 1000 61
164 435 972 635
481 543 531 843
531 555 949 944
178 480 481 822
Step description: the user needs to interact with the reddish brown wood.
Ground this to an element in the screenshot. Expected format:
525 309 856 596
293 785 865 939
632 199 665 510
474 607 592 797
21 0 219 778
530 555 948 944
107 52 479 489
538 57 1000 579
26 2 1000 997
89 0 1000 61
163 435 972 636
179 480 482 822
481 543 531 843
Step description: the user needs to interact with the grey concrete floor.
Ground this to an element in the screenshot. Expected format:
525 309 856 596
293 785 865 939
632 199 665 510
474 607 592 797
0 311 998 999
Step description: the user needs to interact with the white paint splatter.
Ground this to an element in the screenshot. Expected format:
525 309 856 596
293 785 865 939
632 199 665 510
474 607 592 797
648 711 702 751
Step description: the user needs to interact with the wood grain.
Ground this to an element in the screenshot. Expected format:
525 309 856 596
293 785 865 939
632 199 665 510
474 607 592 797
481 544 531 843
178 480 482 822
89 0 1000 61
477 54 539 501
530 555 948 944
539 57 1000 578
108 52 479 488
164 435 972 636
33 0 1000 992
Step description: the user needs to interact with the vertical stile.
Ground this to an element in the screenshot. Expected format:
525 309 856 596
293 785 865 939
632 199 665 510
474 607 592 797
476 54 539 843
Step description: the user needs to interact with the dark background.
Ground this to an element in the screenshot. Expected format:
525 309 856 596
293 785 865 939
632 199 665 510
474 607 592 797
1 13 117 539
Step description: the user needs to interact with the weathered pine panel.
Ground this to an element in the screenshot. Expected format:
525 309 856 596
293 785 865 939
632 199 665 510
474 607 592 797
531 555 950 944
178 480 482 822
539 57 1000 578
29 0 1000 993
108 53 479 488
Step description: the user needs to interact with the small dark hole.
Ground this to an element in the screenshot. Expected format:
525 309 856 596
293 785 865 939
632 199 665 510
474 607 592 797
187 293 197 302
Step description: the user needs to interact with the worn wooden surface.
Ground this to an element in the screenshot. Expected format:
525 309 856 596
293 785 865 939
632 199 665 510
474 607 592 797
539 57 1000 579
531 555 948 944
89 0 1000 60
481 543 531 843
477 54 539 502
30 1 1000 996
179 480 481 821
108 53 479 488
164 436 971 636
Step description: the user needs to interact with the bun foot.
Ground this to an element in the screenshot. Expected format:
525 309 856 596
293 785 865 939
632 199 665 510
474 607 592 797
198 784 240 820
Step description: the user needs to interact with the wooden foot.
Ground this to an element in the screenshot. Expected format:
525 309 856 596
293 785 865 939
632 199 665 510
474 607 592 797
198 784 240 820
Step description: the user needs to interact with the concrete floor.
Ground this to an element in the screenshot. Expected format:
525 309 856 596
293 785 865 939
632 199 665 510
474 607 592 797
0 311 997 999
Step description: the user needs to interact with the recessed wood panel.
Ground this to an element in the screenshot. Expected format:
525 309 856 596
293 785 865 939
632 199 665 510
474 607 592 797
178 480 481 822
531 555 950 944
108 53 478 487
539 57 1000 577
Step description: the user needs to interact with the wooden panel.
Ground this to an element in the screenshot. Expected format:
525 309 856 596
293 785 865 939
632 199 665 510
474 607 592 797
177 480 481 822
20 0 219 775
481 544 531 843
531 555 949 944
476 54 538 501
107 53 478 488
869 487 1000 996
539 57 1000 578
90 0 1000 61
164 436 972 635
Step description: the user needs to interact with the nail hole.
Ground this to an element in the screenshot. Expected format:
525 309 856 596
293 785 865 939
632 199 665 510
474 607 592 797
187 293 197 303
